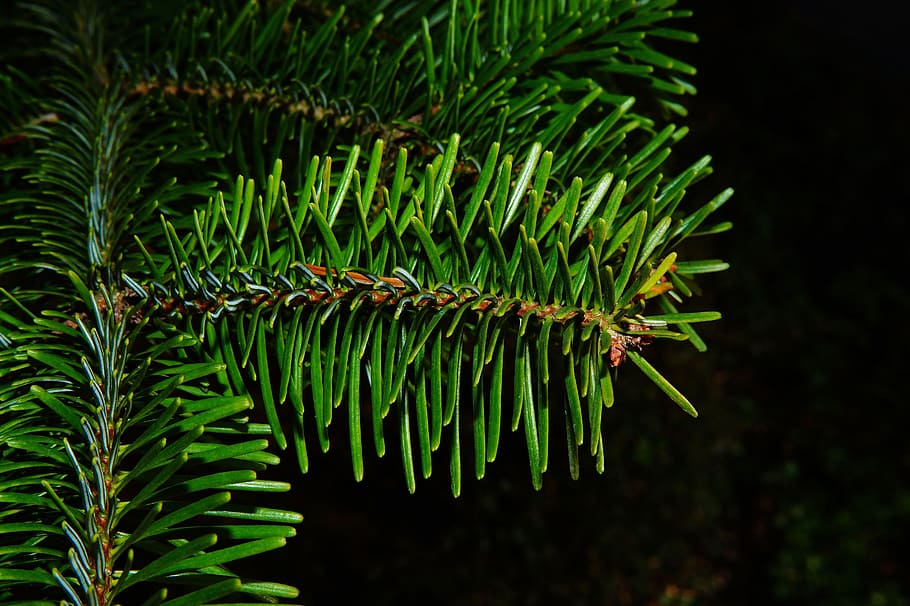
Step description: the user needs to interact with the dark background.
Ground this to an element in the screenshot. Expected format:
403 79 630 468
276 2 910 604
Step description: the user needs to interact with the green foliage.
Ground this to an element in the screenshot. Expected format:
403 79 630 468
0 0 729 602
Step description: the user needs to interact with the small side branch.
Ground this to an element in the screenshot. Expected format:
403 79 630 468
128 263 658 367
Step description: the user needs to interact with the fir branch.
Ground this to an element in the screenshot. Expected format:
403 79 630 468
126 261 688 368
125 0 702 192
129 78 371 130
125 137 727 491
1 0 303 601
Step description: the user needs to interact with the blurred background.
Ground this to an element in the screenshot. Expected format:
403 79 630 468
269 1 910 604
